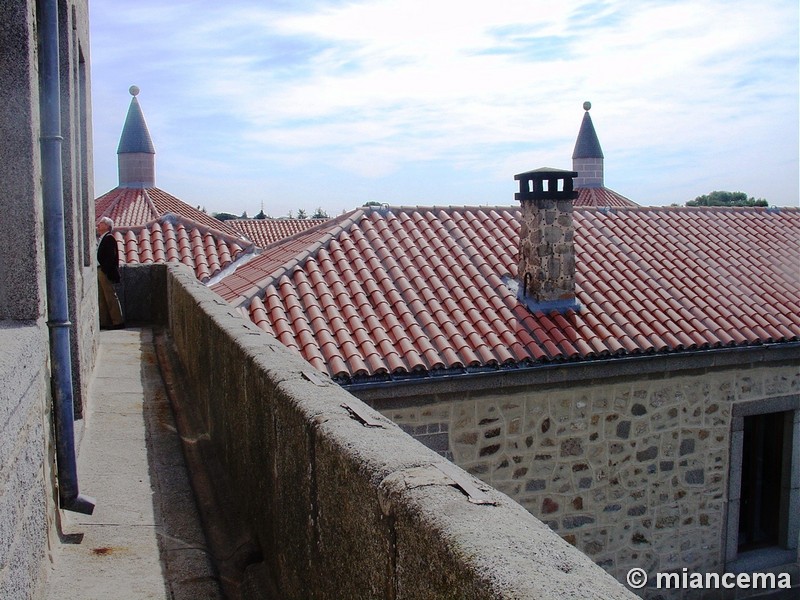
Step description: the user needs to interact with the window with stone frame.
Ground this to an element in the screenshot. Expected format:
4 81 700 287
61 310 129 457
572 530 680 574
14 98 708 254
726 395 799 572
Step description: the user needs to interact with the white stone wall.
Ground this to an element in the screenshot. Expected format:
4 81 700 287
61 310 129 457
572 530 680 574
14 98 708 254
382 363 800 589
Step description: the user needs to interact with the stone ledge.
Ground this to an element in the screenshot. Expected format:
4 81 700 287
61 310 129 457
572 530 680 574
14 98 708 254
161 263 637 600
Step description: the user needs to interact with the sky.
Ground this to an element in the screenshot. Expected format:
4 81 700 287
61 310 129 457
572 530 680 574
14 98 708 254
89 0 799 218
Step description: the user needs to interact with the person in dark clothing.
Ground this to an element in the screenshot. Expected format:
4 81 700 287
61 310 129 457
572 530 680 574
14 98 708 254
96 217 124 329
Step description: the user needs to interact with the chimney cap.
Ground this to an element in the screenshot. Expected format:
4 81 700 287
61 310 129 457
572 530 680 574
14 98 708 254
515 167 578 179
515 168 578 202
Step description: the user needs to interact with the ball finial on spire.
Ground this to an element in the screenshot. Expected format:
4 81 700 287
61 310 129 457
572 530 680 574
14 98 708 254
129 85 140 97
583 101 591 111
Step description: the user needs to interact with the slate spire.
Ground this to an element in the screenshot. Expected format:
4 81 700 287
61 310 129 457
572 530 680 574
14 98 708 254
117 86 155 187
572 102 604 188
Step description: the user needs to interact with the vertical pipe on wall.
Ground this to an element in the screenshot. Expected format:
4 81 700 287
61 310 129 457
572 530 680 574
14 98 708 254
40 0 95 515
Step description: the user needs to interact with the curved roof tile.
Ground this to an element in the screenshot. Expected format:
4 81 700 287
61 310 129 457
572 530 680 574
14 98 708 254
575 187 639 207
97 186 255 283
228 218 329 248
207 205 800 383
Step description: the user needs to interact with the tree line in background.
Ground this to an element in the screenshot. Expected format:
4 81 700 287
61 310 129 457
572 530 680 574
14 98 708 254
685 191 768 207
207 191 770 222
212 207 331 221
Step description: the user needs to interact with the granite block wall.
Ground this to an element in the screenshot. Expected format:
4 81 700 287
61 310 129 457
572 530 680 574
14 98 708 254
382 364 800 594
0 1 96 597
0 325 52 600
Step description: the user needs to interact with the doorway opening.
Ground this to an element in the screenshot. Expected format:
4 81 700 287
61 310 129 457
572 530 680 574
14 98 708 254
737 411 791 552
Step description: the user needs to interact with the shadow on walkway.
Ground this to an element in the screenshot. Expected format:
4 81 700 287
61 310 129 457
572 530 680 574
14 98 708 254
45 327 222 600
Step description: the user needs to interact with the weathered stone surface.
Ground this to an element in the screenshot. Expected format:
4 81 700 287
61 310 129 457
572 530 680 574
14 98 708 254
0 325 50 600
560 438 584 457
542 498 559 514
164 265 637 599
376 360 800 592
636 446 658 462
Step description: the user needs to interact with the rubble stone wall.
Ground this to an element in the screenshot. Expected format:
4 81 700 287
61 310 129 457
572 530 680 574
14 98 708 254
382 364 800 589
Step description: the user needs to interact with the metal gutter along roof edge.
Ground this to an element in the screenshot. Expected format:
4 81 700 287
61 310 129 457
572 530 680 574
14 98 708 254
348 341 800 403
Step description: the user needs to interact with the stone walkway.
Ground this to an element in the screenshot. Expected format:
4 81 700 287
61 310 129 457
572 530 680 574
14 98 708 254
45 327 222 600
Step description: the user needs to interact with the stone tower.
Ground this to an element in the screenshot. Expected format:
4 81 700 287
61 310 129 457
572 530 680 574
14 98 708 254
572 101 604 189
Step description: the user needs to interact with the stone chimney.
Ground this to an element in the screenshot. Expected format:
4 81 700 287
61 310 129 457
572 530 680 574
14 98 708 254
572 101 604 188
515 168 578 310
117 86 155 188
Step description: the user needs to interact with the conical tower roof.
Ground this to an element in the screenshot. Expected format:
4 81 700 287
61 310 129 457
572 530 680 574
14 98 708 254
572 102 603 159
117 86 155 154
117 86 156 187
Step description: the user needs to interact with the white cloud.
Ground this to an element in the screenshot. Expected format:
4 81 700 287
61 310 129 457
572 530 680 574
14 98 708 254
90 0 799 211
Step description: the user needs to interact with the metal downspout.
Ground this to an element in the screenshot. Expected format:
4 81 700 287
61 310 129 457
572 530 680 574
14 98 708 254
40 0 95 515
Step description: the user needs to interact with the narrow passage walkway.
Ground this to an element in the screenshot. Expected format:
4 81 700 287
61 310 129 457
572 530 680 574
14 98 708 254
45 327 222 599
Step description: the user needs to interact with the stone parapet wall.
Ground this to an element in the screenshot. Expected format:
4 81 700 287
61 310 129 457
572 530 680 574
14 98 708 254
160 263 637 599
380 364 800 592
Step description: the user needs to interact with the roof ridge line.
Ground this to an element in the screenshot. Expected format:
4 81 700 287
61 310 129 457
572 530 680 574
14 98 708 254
141 188 161 222
155 212 257 249
257 211 354 251
226 208 367 308
145 186 245 238
389 204 518 212
204 246 259 287
111 213 256 252
228 217 330 224
95 186 130 219
269 208 367 272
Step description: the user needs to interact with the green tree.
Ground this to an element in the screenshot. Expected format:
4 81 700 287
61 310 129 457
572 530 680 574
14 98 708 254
686 191 767 207
311 207 329 219
362 201 383 207
240 211 248 219
212 212 239 221
296 209 307 220
255 210 267 220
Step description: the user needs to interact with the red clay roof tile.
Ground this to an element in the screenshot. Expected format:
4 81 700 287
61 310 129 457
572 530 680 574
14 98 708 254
209 205 800 382
97 187 255 282
228 218 329 248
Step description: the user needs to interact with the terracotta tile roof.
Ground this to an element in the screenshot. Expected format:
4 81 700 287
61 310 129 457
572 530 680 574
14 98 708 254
111 215 253 282
212 212 364 304
212 205 800 382
96 186 244 238
575 187 639 207
228 218 329 248
96 186 256 283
